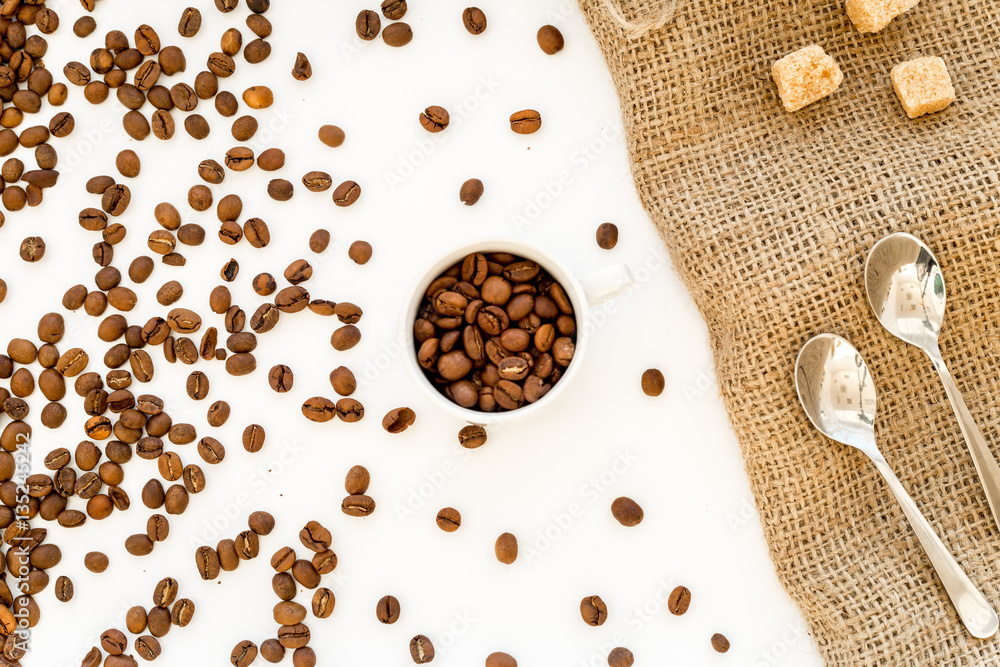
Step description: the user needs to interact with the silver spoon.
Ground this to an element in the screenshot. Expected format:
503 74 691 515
865 232 1000 534
795 334 997 638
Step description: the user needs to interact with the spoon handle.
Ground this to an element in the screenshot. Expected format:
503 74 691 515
931 356 1000 533
872 456 998 638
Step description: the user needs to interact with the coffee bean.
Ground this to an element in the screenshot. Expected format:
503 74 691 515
581 595 608 626
436 507 461 532
372 594 401 624
608 647 634 667
596 222 619 249
419 106 449 133
244 38 271 63
641 369 664 396
318 124 345 147
291 560 320 590
195 545 220 580
495 532 517 564
171 598 196 627
711 633 730 653
261 639 285 663
18 236 45 262
355 10 381 40
485 653 516 667
274 601 306 626
329 366 356 396
85 551 109 575
147 514 169 542
126 607 147 635
409 635 434 664
299 520 331 552
243 424 266 453
330 325 361 351
247 510 274 536
459 178 484 205
611 497 643 527
135 636 161 661
347 240 372 265
667 586 691 615
510 109 541 134
267 178 294 201
179 7 202 36
292 52 312 81
341 494 375 517
383 22 412 47
341 465 370 496
457 424 487 449
332 180 360 206
382 407 415 434
537 25 565 54
268 364 293 393
312 549 338 575
229 640 257 667
462 7 487 34
125 533 154 556
243 85 273 109
216 90 239 116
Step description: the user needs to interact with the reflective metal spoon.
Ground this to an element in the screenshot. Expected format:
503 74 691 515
865 232 1000 534
795 334 997 638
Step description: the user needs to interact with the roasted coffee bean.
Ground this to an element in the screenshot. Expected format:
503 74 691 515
19 236 45 261
247 510 274 536
243 424 265 453
291 52 312 81
611 497 643 527
419 105 449 133
330 325 360 351
463 7 487 34
460 178 484 205
581 595 608 626
243 85 273 109
136 636 161 661
409 635 434 664
244 38 271 63
436 507 461 532
711 633 730 653
195 545 220 580
171 598 195 627
596 222 619 249
347 240 372 265
299 520 331 552
383 22 413 47
235 530 259 560
641 368 664 396
197 437 225 464
344 465 370 495
268 178 294 201
668 586 691 615
537 24 565 54
318 124 345 147
165 484 189 513
125 533 154 556
147 514 169 542
179 7 202 37
374 594 401 624
495 532 518 564
291 560 320 590
510 109 542 134
329 366 357 396
126 607 147 635
607 647 634 667
382 407 415 433
355 10 381 40
341 494 375 517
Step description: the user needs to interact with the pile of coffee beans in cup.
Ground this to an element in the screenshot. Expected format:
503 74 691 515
414 252 578 411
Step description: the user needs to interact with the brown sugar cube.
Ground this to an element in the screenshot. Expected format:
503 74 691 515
846 0 920 33
891 56 956 119
771 45 844 113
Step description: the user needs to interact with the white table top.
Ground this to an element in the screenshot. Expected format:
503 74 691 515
9 0 820 664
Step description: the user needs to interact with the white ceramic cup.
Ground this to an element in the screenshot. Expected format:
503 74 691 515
400 239 634 425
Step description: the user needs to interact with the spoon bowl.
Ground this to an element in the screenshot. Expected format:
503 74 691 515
795 333 997 638
864 232 946 353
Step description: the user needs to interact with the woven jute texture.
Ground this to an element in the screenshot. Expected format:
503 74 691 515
579 0 1000 664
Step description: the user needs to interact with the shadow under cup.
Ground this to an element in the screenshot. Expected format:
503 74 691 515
401 240 589 425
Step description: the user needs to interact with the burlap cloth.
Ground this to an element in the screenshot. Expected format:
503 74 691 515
578 0 1000 664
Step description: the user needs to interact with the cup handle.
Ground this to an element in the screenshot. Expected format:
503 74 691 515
581 264 634 306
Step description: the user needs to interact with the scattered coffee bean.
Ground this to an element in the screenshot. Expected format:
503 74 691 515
596 222 619 249
382 22 412 47
581 595 608 626
85 551 109 573
462 7 487 34
55 575 74 602
667 586 691 615
312 589 335 619
607 647 634 667
460 178 484 205
537 25 565 54
711 633 730 653
231 640 258 667
332 180 360 207
436 507 461 532
348 240 372 264
318 124 345 147
382 407 415 433
345 465 370 495
641 369 664 396
611 497 643 527
458 424 487 448
243 85 273 109
179 7 202 37
419 106 449 133
376 595 400 624
409 635 434 664
291 52 312 81
486 653 516 667
495 532 517 564
341 494 375 517
356 9 381 40
510 109 542 134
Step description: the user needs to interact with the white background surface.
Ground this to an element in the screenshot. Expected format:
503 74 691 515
2 0 821 665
